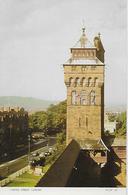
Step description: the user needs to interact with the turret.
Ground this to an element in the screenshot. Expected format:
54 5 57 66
94 33 105 63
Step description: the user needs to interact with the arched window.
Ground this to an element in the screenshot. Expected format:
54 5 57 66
69 77 73 86
75 77 80 87
88 77 92 87
81 77 86 86
90 90 96 105
71 91 77 105
94 77 98 87
80 90 86 105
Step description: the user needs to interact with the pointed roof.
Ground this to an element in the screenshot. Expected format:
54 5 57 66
94 32 105 52
63 28 105 66
72 27 96 49
78 138 110 151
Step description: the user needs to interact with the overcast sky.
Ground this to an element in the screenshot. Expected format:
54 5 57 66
0 0 126 106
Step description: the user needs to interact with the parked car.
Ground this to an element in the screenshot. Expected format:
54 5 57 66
44 151 51 156
39 152 45 158
32 152 39 157
48 147 53 153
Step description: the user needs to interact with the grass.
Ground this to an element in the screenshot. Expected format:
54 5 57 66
6 142 66 187
6 172 42 187
42 164 51 173
6 164 52 187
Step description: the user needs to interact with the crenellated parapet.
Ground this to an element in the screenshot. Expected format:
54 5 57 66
0 107 28 120
0 107 28 132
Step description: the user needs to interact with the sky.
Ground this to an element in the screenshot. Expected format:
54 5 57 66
0 0 126 106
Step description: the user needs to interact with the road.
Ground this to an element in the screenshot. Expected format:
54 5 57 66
0 137 56 179
0 136 56 164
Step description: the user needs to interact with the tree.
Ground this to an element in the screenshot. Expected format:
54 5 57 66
29 100 67 135
115 112 126 137
56 131 66 146
108 114 116 122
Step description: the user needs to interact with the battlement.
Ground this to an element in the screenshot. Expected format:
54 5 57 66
0 107 22 112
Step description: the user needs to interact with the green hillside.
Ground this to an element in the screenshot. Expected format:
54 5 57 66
0 96 57 112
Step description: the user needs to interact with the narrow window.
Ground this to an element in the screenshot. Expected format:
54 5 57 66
81 77 86 86
75 77 80 87
71 91 76 105
79 117 81 127
80 90 86 105
90 90 96 105
94 77 98 86
86 117 88 127
88 77 92 87
69 77 73 86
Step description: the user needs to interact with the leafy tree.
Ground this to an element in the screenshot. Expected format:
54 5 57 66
108 114 116 122
45 132 66 165
29 100 67 135
56 131 66 146
115 112 126 137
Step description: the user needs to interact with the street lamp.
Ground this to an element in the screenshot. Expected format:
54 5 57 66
9 123 13 140
46 125 49 150
28 134 31 164
9 123 13 158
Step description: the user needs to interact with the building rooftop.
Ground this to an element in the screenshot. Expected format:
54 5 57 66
78 139 109 151
111 138 126 147
64 57 104 66
104 136 126 147
63 28 105 66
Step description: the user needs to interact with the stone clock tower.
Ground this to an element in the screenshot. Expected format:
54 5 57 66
63 28 105 147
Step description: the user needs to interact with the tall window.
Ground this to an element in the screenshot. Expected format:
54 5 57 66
79 117 81 127
81 77 86 86
75 77 80 87
80 90 86 105
90 90 96 105
88 77 92 87
69 77 73 86
71 91 77 105
86 117 88 127
94 77 98 86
